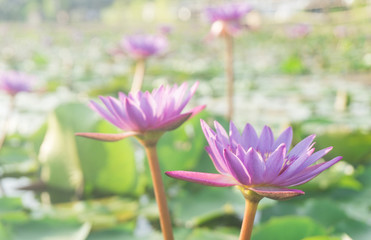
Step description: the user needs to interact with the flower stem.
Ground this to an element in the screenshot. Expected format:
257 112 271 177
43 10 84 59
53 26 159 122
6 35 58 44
224 33 234 122
0 95 16 196
130 59 146 93
143 143 174 240
239 198 260 240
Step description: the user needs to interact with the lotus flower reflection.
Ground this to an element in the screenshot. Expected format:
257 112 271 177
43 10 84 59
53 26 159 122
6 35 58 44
166 120 342 200
0 71 32 96
121 34 168 60
205 3 252 37
77 82 205 142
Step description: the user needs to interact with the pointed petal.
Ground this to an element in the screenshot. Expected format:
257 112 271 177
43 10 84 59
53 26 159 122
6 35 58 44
75 131 139 141
89 100 122 129
241 123 258 149
188 105 206 119
224 149 251 185
165 171 237 187
205 146 228 174
124 98 147 130
235 144 248 163
283 156 342 186
277 148 315 181
176 82 197 112
299 147 333 170
172 82 188 111
264 144 286 182
244 148 266 184
229 121 241 148
250 186 304 200
273 127 293 151
257 126 274 154
214 121 229 146
139 92 155 123
201 119 216 140
154 112 192 131
288 134 316 159
208 137 230 174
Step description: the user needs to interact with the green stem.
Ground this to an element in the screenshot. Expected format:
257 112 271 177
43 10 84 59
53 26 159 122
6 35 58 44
224 33 234 122
142 142 174 240
130 59 146 93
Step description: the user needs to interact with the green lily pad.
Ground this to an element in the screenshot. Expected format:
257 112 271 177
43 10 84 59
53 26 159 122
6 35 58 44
252 216 327 240
38 102 141 199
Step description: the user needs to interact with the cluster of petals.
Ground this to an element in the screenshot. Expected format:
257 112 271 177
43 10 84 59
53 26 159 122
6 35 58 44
77 82 205 141
120 34 168 60
205 3 252 37
0 71 33 96
166 120 342 200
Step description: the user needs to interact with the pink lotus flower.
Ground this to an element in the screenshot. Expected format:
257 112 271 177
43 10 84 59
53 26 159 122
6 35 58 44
0 71 32 96
120 34 168 60
77 82 205 141
166 120 342 200
205 3 252 37
286 24 311 39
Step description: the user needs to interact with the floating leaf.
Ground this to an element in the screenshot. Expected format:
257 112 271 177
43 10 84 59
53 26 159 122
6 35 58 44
252 216 327 240
38 102 141 198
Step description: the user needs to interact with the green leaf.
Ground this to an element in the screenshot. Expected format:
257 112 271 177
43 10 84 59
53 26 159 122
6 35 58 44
10 218 88 240
0 197 24 214
280 55 309 75
52 197 138 230
171 187 244 226
186 228 238 240
302 236 341 240
157 111 208 172
77 120 139 195
0 222 11 240
252 216 327 240
38 102 141 197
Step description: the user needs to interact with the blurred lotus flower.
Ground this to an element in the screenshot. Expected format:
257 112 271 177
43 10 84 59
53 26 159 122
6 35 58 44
0 71 32 96
166 120 342 200
77 82 205 142
286 24 311 39
205 3 252 37
120 34 168 60
159 24 172 36
333 25 349 38
204 3 252 122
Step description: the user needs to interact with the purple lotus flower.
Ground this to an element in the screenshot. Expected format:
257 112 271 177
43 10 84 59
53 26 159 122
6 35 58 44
166 120 342 200
120 34 168 60
77 82 205 141
286 24 311 39
0 71 32 96
205 3 252 37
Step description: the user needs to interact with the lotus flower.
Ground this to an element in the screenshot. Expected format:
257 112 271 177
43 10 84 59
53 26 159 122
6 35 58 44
205 3 252 37
166 120 342 200
120 34 168 60
76 82 205 142
286 24 311 39
0 71 32 96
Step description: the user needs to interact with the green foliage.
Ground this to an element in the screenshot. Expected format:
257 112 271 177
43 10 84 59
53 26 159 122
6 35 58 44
8 218 86 240
186 228 238 240
252 216 327 240
171 187 243 226
38 102 141 197
280 54 309 75
157 111 207 172
315 131 371 165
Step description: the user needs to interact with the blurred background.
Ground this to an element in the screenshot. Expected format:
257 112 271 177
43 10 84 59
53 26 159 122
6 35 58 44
0 0 370 239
